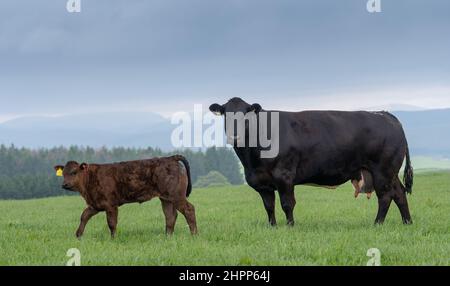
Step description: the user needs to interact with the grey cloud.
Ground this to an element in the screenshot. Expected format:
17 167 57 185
0 0 449 115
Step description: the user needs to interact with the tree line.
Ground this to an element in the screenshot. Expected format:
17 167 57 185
0 145 244 200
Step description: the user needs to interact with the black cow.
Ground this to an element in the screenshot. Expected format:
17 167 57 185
210 97 413 226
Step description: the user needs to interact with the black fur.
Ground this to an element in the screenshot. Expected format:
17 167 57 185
210 98 414 225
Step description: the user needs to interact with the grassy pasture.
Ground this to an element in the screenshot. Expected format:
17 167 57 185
0 172 449 266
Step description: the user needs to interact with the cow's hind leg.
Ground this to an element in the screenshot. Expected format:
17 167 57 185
174 200 197 235
160 199 178 235
257 188 277 226
392 177 412 224
106 207 118 238
372 172 394 225
375 192 392 224
76 206 98 239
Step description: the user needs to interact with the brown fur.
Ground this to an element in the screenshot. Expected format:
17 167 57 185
54 155 197 238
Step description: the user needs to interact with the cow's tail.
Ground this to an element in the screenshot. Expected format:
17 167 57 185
174 155 192 197
383 111 413 194
403 141 413 194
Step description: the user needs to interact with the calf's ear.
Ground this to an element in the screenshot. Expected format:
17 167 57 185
79 163 88 170
209 103 224 116
249 103 262 114
54 165 64 171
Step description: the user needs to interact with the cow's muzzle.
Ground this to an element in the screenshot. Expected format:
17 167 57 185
62 183 73 190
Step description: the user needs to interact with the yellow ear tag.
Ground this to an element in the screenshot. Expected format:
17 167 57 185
56 168 63 177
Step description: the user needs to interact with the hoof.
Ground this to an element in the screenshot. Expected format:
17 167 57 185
374 220 384 225
403 219 413 225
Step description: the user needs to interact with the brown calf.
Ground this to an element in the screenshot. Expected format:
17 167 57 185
54 155 197 238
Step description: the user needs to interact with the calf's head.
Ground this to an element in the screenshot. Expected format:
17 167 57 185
209 97 262 146
54 161 89 192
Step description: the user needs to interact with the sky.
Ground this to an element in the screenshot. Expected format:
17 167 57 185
0 0 449 122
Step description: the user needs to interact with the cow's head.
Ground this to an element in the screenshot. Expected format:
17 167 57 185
54 161 89 192
209 97 261 116
209 97 262 146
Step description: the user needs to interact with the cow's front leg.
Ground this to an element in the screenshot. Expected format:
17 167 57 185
257 189 277 226
278 184 296 226
76 206 98 239
106 207 119 238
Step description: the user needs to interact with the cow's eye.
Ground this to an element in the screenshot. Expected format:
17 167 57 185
70 170 77 176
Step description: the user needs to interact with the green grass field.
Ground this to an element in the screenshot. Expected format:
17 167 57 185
0 172 449 266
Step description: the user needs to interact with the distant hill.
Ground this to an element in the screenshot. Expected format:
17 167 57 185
0 112 167 132
1 109 450 161
0 112 174 149
366 104 426 112
393 109 450 158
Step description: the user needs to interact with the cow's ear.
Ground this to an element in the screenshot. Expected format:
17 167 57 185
54 165 64 172
249 103 262 114
209 103 224 116
79 163 88 170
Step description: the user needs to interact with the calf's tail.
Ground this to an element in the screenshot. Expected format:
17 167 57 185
173 155 192 197
403 141 413 194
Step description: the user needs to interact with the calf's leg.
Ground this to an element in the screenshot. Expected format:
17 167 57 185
174 200 197 235
106 207 118 238
76 206 98 239
160 199 178 235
